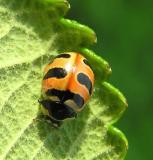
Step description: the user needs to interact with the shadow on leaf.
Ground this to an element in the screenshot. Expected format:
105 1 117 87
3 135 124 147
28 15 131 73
36 106 90 159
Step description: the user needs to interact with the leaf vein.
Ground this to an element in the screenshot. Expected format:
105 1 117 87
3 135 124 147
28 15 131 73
1 119 34 160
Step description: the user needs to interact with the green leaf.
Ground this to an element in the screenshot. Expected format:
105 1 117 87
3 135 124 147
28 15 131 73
0 0 128 160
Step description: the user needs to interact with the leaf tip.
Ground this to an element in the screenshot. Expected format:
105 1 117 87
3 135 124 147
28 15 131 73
107 126 128 159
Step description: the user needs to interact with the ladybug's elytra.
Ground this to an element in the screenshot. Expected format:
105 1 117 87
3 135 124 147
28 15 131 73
39 52 94 126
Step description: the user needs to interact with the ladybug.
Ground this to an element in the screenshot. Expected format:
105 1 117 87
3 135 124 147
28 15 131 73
39 52 94 126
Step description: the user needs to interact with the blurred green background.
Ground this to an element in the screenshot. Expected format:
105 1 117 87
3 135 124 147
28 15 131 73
68 0 153 160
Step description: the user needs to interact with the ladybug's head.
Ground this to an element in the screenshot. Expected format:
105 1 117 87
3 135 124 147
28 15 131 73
39 99 77 122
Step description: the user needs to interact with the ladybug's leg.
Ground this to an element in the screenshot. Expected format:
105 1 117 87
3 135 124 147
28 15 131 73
49 117 62 128
33 114 62 128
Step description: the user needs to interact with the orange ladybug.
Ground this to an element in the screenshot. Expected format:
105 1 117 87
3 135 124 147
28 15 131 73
39 52 94 126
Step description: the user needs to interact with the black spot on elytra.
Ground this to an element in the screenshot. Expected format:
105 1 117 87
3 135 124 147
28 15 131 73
43 68 67 80
77 73 92 95
83 59 91 68
55 53 71 58
46 89 84 108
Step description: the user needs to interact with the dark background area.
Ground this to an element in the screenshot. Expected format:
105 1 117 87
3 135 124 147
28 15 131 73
68 0 153 160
